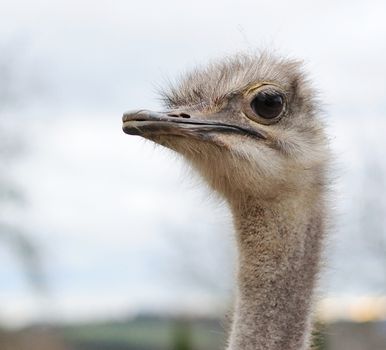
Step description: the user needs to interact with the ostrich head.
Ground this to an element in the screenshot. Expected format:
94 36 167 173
122 53 328 201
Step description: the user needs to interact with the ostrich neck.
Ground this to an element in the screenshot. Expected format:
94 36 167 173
227 193 324 350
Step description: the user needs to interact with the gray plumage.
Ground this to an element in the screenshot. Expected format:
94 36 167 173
122 51 330 350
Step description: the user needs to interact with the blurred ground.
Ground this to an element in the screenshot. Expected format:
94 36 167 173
1 317 386 350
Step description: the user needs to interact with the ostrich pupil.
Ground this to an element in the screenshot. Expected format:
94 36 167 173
251 92 283 119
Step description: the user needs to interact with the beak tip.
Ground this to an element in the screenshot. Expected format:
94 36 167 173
122 109 154 123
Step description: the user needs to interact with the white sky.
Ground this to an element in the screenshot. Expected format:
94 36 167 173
0 0 386 327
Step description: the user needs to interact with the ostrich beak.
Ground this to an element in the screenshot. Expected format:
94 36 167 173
122 109 266 139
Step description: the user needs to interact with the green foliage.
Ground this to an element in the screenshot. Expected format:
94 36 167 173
311 322 327 350
171 320 193 350
62 317 224 350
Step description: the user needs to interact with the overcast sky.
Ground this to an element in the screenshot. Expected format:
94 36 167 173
0 0 386 327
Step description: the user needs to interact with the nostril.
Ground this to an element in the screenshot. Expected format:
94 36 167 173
167 113 191 118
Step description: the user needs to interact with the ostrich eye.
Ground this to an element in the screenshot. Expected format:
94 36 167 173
250 92 284 119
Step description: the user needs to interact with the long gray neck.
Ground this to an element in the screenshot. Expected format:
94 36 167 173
226 193 325 350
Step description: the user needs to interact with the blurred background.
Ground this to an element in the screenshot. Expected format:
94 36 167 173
0 0 386 349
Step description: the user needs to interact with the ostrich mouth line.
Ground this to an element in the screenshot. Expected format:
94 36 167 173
122 110 266 139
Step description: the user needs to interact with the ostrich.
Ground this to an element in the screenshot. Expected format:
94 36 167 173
122 53 329 350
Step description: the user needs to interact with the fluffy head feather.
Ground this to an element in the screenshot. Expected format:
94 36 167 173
155 53 328 202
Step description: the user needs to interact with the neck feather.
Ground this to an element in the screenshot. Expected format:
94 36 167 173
226 192 325 350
